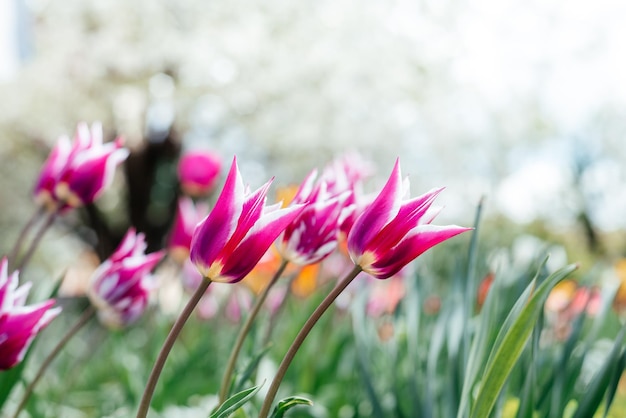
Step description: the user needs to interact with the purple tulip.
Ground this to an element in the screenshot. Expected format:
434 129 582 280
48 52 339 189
87 229 164 329
190 156 305 283
0 258 61 370
348 159 471 279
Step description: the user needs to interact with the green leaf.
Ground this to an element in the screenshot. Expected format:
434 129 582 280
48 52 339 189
516 313 542 418
469 263 578 418
572 326 626 418
270 396 314 418
0 359 27 409
603 346 626 418
209 384 262 418
482 278 535 373
234 345 272 394
457 269 504 418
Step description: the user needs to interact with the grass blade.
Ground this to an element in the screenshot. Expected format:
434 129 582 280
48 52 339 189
572 326 626 418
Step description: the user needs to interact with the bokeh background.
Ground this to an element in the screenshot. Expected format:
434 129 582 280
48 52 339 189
1 0 626 279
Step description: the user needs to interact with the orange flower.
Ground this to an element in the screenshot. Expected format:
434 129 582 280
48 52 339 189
291 264 320 298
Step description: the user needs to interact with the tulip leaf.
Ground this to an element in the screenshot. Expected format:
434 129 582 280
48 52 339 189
572 325 626 418
603 346 626 418
457 267 504 418
269 396 314 418
209 384 261 418
469 263 577 418
234 345 272 394
0 359 27 410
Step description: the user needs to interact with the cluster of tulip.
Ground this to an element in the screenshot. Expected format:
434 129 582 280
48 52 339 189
1 122 470 417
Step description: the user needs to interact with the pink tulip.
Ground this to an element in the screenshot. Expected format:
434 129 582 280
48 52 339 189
177 150 222 197
190 156 305 283
34 122 128 211
320 153 374 241
348 159 471 279
0 258 61 370
87 229 164 329
168 197 208 264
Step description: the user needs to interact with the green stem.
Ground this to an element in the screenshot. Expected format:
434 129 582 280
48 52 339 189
11 305 95 418
258 265 362 418
16 208 59 274
8 207 44 270
136 278 212 418
218 260 289 404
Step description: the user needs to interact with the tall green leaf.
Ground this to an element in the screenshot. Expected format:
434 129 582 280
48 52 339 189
469 263 578 418
572 326 626 418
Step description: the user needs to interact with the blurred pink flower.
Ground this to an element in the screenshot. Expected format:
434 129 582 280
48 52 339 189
177 150 222 197
190 156 304 283
348 159 471 279
34 122 128 212
320 152 375 196
168 197 208 264
87 229 164 329
320 153 374 241
544 280 602 341
0 258 61 370
198 285 253 322
366 275 406 317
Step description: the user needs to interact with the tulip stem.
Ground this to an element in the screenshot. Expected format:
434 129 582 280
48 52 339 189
8 206 45 270
16 208 59 274
218 259 289 404
258 265 362 418
136 278 212 418
12 305 95 418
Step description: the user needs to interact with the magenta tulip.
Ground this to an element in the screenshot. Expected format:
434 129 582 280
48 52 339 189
190 156 305 283
177 150 222 197
34 122 129 212
87 229 164 329
168 197 207 264
348 159 471 279
277 170 350 265
0 258 61 370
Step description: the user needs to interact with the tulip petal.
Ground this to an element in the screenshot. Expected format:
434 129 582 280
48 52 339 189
291 169 318 204
190 157 244 272
223 179 273 254
367 225 471 279
348 158 403 257
364 187 443 254
217 204 305 282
